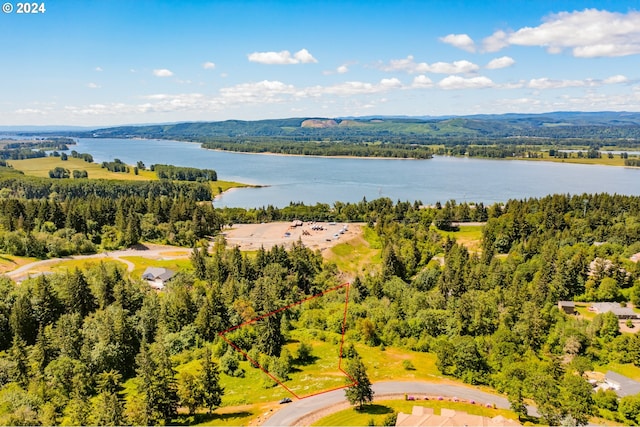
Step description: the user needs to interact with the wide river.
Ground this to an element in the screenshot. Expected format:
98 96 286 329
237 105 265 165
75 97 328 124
71 138 640 208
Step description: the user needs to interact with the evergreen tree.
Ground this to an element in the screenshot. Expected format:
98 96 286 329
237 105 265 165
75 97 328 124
344 351 374 410
199 347 224 414
90 370 126 426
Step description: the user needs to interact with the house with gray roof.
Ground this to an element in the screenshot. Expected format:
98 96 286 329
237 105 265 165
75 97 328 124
142 267 175 289
604 371 640 397
591 302 639 319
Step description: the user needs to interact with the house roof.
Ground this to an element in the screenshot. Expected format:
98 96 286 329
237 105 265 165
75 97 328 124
142 267 175 282
591 302 638 317
395 406 520 427
606 371 640 397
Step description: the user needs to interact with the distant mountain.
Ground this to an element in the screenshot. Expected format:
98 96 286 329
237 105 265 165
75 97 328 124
79 112 640 142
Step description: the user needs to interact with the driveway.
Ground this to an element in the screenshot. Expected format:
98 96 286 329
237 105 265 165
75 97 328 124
263 380 536 426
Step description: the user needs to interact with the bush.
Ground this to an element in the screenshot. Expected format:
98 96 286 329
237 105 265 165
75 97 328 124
402 360 416 370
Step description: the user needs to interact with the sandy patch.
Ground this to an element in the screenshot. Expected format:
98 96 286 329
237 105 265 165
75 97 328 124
222 221 364 253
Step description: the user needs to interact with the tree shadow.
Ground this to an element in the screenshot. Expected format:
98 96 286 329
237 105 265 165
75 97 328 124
356 404 393 415
294 355 320 366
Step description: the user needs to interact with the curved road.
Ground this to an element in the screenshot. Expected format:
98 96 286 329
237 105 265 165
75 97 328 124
4 244 192 282
263 381 536 426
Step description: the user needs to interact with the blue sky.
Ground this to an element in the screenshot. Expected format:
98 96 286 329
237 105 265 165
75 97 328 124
2 0 640 126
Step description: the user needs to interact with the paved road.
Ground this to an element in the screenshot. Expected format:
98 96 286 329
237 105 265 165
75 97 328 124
4 244 191 282
263 381 536 426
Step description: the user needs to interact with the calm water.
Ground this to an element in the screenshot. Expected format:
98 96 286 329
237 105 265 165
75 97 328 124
70 138 640 208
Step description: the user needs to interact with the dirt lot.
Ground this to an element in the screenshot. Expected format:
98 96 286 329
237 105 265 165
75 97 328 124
222 221 363 252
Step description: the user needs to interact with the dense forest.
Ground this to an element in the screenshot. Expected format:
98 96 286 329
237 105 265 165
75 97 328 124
2 136 640 424
1 180 640 424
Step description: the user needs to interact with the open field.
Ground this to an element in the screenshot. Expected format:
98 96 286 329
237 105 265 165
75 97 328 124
324 226 381 276
8 157 156 180
436 224 484 252
0 254 38 274
223 221 364 253
520 155 629 167
312 399 519 426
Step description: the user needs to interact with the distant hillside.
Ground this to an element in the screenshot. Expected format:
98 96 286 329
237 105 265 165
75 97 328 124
82 112 640 143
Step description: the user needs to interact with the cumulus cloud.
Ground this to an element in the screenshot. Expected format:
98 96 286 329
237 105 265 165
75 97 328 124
202 61 216 69
439 34 476 52
412 75 433 88
248 48 317 64
153 69 174 77
482 9 640 57
438 75 495 90
337 64 349 74
485 56 515 69
86 82 101 89
95 67 103 72
379 56 479 74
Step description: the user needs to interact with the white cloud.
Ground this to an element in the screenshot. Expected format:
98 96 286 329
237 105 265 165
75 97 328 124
438 76 495 90
86 82 101 89
95 67 103 72
293 48 318 63
528 77 601 89
412 75 433 88
604 74 628 84
482 30 509 52
482 9 640 57
485 56 515 69
248 48 317 64
439 34 476 52
203 61 216 70
153 69 174 77
428 60 479 74
379 55 478 74
337 64 349 74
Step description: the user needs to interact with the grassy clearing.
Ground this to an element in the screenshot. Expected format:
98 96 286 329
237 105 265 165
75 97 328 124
0 254 38 274
312 399 519 426
120 256 192 278
8 157 156 180
519 156 628 167
326 228 381 276
435 225 484 252
210 180 253 196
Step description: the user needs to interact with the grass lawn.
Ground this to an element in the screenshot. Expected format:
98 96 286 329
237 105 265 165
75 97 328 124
596 362 640 382
121 255 192 278
312 399 519 426
574 302 597 320
8 157 156 180
0 254 38 274
436 224 484 252
326 226 381 276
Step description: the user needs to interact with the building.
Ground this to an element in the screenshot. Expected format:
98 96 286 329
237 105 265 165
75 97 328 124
603 371 640 397
558 301 575 315
590 302 639 320
142 267 175 289
395 406 520 427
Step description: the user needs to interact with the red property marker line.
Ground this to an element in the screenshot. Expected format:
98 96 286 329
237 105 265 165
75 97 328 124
219 283 356 400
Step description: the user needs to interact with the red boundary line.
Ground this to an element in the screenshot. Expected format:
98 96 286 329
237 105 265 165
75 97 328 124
219 282 356 400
